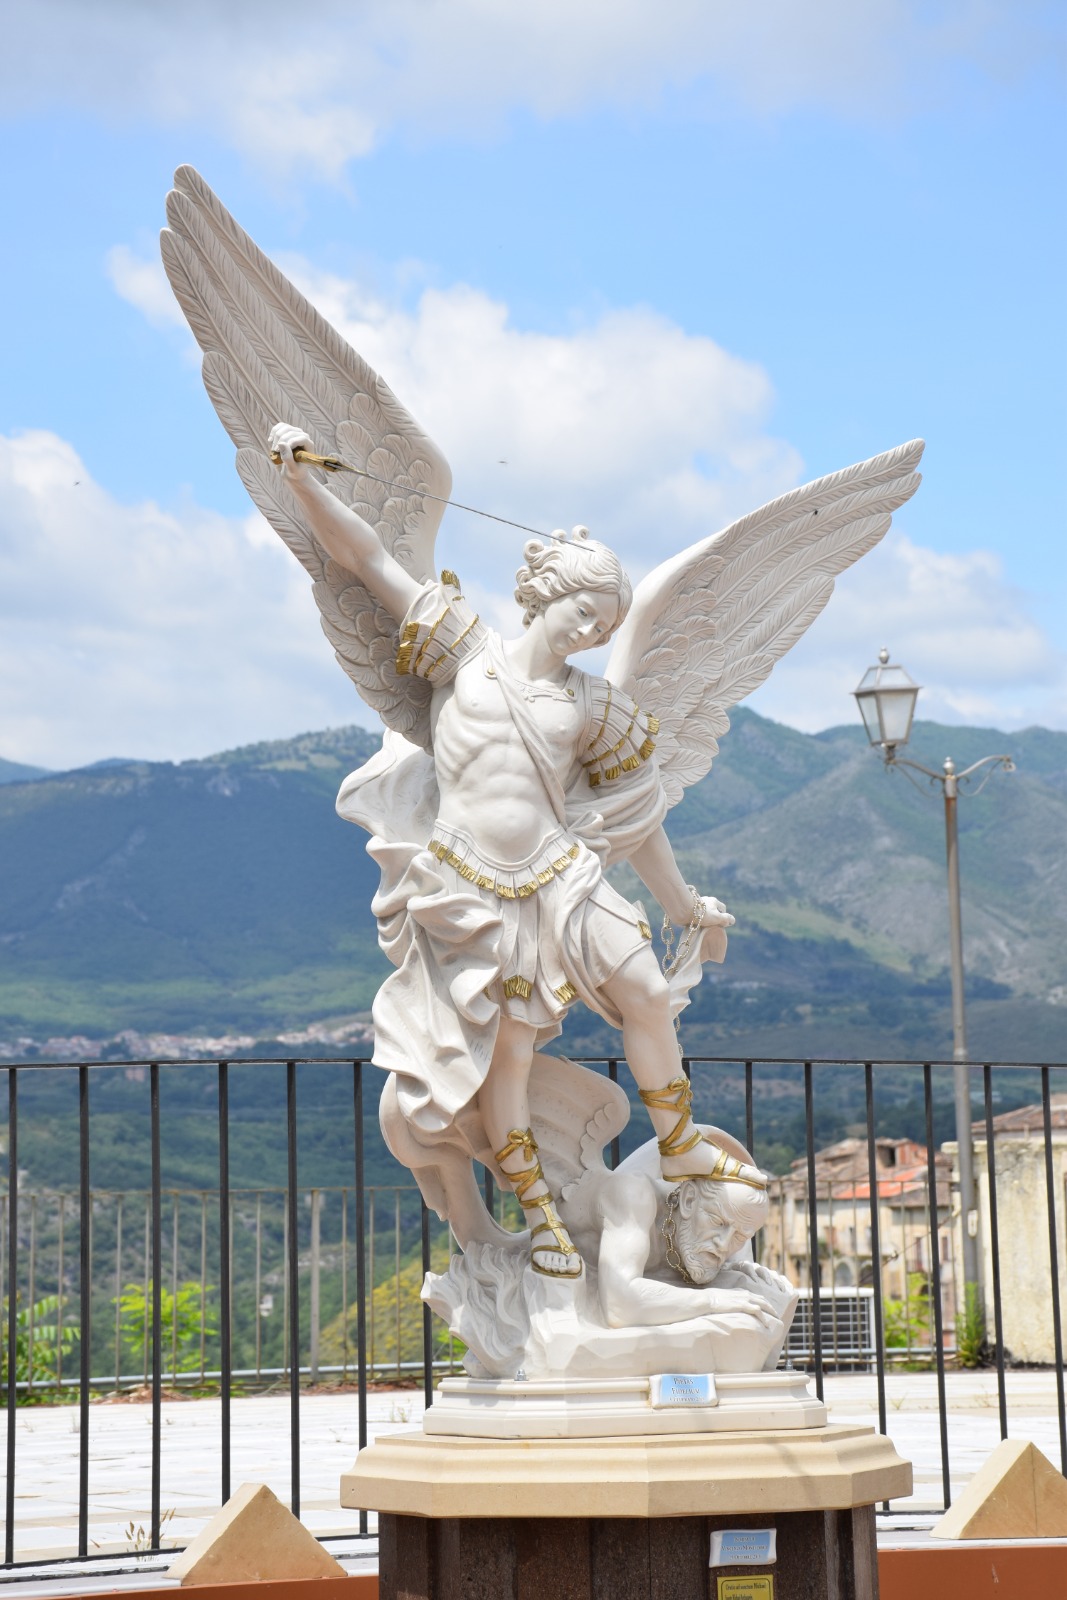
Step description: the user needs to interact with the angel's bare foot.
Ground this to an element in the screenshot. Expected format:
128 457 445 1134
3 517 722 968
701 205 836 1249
638 1077 766 1189
495 1127 582 1279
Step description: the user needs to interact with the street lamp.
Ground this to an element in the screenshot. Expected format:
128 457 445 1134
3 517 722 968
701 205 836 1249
852 648 1014 1292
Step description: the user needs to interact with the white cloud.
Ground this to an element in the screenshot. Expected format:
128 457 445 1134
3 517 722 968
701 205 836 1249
0 430 366 770
9 246 1064 772
105 246 188 331
746 534 1067 734
2 1 1056 180
272 259 803 592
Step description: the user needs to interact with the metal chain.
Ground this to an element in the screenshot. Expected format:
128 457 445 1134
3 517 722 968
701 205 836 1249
660 1187 696 1285
660 885 706 1036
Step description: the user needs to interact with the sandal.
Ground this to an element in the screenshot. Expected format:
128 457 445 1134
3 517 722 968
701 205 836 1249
494 1127 583 1278
638 1077 767 1190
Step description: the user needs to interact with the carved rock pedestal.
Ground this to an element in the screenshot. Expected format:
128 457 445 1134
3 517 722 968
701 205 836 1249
341 1424 911 1599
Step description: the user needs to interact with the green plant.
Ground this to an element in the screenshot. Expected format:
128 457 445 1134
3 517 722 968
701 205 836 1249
115 1281 217 1374
955 1281 988 1368
883 1271 931 1350
0 1293 79 1396
320 1239 459 1374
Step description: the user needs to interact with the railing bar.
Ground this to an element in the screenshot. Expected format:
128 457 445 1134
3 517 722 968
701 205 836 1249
27 1195 35 1399
1040 1068 1067 1473
681 1054 691 1083
150 1064 162 1548
218 1061 231 1504
368 1190 375 1381
607 1060 621 1170
923 1063 951 1510
112 1197 122 1396
744 1060 754 1163
7 1052 1059 1070
5 1068 18 1565
199 1195 207 1384
171 1193 180 1384
353 1063 368 1539
421 1201 433 1410
982 1063 1007 1439
394 1191 401 1384
341 1189 348 1383
803 1062 824 1400
286 1061 300 1520
56 1194 65 1388
255 1192 262 1382
77 1065 91 1561
863 1066 888 1454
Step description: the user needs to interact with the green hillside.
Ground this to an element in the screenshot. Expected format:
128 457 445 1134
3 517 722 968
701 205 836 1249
1 712 1064 1066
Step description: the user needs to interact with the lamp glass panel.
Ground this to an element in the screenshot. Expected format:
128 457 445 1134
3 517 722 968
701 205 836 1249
878 686 918 746
855 692 883 744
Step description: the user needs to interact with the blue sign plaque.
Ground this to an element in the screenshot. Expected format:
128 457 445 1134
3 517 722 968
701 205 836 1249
709 1529 777 1567
649 1372 717 1408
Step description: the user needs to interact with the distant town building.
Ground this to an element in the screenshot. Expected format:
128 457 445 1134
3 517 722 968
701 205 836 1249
762 1136 956 1326
951 1094 1067 1365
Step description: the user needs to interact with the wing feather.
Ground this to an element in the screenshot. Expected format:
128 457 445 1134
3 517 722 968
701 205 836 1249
607 441 923 802
161 167 452 745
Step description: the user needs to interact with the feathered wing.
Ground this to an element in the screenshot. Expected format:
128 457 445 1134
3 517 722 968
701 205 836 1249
526 1055 631 1203
606 439 925 807
160 165 451 748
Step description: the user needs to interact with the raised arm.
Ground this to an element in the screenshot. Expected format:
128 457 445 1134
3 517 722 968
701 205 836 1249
269 423 422 625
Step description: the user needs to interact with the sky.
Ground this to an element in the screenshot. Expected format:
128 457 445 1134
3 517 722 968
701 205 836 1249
1 0 1064 771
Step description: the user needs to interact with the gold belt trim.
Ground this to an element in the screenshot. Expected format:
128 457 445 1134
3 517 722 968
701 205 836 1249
427 838 580 899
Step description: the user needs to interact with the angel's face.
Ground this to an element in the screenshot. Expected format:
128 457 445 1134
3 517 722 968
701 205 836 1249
540 589 621 659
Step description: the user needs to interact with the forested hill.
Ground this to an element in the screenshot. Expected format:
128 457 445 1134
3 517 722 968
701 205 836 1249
1 711 1064 1063
0 756 50 785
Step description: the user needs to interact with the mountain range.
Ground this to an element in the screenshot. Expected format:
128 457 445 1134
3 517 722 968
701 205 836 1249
1 711 1064 1065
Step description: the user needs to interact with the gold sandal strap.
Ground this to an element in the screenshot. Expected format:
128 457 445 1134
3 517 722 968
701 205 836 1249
641 1081 769 1191
657 1122 704 1158
494 1127 548 1205
504 1158 545 1205
638 1076 706 1159
637 1075 692 1113
526 1199 578 1257
494 1126 539 1165
668 1168 768 1191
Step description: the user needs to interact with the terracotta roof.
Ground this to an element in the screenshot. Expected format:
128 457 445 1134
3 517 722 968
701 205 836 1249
971 1093 1067 1137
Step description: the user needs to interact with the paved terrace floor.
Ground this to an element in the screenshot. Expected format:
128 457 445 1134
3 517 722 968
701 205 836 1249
0 1371 1064 1587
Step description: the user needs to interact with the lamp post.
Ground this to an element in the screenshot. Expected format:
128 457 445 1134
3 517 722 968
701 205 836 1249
852 649 1014 1293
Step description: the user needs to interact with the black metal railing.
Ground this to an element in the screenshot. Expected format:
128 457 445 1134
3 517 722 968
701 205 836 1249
0 1052 1064 1579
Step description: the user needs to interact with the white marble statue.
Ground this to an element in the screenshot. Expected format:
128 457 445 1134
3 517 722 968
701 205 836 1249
161 166 923 1369
423 1054 798 1380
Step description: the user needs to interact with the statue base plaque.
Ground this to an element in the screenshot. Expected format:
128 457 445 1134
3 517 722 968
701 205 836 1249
341 1424 910 1599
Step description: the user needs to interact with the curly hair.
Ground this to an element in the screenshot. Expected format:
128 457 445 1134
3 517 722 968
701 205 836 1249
513 528 632 638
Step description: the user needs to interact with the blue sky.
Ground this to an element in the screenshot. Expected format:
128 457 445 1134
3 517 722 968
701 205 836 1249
1 1 1064 768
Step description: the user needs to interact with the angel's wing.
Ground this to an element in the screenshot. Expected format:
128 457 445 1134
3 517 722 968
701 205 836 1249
606 439 924 806
160 165 452 749
526 1054 631 1202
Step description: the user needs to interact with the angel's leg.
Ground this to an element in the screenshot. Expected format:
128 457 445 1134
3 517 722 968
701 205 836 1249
601 948 764 1188
479 1015 582 1277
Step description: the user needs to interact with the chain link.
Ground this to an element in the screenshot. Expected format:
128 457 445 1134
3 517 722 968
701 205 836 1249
660 1186 696 1284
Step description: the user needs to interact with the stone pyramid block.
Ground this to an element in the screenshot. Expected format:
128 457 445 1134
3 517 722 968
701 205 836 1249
931 1438 1067 1540
168 1481 346 1583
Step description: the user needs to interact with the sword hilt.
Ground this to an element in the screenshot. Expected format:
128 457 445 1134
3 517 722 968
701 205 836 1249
269 447 354 473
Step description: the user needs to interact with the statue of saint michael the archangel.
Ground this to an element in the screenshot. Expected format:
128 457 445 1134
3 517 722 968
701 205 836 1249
162 166 922 1304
